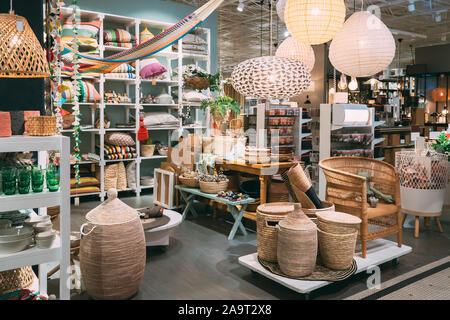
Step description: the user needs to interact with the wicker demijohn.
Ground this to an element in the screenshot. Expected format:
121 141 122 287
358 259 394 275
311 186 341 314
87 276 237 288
256 202 294 262
0 267 34 295
27 116 56 136
199 180 229 194
80 189 146 300
277 204 317 277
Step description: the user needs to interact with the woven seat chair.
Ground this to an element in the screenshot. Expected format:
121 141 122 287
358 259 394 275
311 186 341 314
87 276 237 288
319 157 402 258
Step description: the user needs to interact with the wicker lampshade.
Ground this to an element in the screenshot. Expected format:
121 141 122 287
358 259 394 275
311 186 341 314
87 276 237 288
285 0 346 45
276 0 287 22
275 37 315 71
329 11 396 78
231 56 311 100
0 13 50 78
431 88 449 102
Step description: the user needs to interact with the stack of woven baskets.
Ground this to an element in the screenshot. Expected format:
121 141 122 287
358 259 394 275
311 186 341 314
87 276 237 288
316 211 362 270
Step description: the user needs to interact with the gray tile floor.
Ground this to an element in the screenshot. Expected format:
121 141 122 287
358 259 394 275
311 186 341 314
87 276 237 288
50 192 450 300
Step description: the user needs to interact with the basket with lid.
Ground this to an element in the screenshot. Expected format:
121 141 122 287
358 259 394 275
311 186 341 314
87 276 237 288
316 211 361 234
277 204 317 277
318 228 358 270
256 202 293 262
80 189 146 300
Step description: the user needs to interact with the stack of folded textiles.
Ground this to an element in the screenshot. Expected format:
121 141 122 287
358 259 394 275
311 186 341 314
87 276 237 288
104 63 136 79
104 28 137 48
70 167 101 195
101 145 137 160
173 32 207 55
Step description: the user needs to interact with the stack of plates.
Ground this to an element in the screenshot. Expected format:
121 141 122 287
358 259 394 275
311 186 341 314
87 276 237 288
140 176 155 187
245 147 271 164
0 209 32 226
0 226 34 254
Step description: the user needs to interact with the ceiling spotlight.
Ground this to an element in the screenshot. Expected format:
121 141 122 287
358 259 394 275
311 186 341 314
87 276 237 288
408 0 415 12
237 0 244 12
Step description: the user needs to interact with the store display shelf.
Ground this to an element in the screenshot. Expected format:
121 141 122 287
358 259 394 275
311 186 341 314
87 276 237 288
0 236 61 272
140 79 178 85
140 155 167 160
104 158 138 163
374 121 386 127
104 103 136 106
104 77 137 84
141 103 179 107
301 118 313 124
182 52 209 60
70 160 99 165
301 132 312 139
70 192 101 198
140 185 155 190
62 128 99 133
301 149 312 155
104 128 137 132
0 190 61 212
146 126 179 131
62 102 96 105
103 45 128 52
0 136 65 153
373 137 385 145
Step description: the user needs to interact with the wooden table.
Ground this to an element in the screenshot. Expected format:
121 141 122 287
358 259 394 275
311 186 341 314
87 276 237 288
175 185 255 240
215 158 296 220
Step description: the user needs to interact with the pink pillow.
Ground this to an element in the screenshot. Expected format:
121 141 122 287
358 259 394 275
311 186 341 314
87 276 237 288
140 62 167 79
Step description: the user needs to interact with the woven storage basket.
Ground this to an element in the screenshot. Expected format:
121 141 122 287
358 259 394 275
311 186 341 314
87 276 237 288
80 189 146 300
318 228 358 270
199 180 228 194
27 116 56 136
256 202 294 262
179 176 199 188
141 144 155 157
277 204 317 277
303 201 335 218
184 77 210 90
316 211 361 235
0 267 34 295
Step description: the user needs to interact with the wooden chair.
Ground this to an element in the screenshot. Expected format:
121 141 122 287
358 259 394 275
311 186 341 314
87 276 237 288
319 157 402 258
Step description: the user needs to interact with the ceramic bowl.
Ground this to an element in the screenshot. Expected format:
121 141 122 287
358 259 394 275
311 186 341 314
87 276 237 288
34 222 53 233
35 230 56 249
0 226 34 254
24 215 51 228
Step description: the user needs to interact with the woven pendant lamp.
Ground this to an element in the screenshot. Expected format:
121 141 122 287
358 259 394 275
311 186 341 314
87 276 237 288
276 0 287 22
0 13 50 78
285 0 346 45
329 11 396 78
275 37 315 71
231 56 311 100
431 88 449 102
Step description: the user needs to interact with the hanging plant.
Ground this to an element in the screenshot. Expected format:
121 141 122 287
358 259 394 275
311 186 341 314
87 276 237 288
183 66 220 92
200 96 240 123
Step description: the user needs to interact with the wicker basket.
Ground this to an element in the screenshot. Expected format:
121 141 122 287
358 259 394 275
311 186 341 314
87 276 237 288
0 267 34 295
141 144 155 157
316 211 361 235
303 201 335 218
199 180 229 194
80 190 146 300
27 116 57 136
184 77 210 90
256 202 294 262
179 176 199 188
318 228 358 270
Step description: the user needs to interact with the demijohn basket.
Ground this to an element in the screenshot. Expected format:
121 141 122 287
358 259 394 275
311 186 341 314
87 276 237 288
80 189 146 300
256 202 294 262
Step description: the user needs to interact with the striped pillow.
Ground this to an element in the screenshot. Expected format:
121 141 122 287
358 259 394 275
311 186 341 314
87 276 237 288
62 19 102 50
60 80 101 103
110 63 135 73
104 29 137 43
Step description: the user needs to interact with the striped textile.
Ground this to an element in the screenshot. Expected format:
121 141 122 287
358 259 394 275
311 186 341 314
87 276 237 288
62 20 102 49
104 29 136 43
110 63 135 73
104 73 135 79
104 41 136 48
105 153 137 160
103 145 137 155
61 0 224 74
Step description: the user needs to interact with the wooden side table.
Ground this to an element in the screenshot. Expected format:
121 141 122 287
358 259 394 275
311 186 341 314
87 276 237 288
402 209 444 238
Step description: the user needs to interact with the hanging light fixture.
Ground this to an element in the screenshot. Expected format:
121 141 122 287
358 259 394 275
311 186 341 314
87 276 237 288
348 77 358 91
285 0 346 45
276 0 287 22
432 88 448 102
338 74 347 90
275 37 315 71
0 2 50 78
232 56 311 100
329 10 395 78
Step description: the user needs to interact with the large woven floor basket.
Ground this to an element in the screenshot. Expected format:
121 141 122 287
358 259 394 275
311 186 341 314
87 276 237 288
199 180 228 194
0 267 34 296
27 116 56 136
80 190 146 300
256 202 294 263
318 229 358 270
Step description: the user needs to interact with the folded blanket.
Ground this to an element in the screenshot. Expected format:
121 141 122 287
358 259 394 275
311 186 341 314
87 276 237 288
104 73 135 79
104 28 136 43
110 63 135 73
105 153 137 160
104 41 136 48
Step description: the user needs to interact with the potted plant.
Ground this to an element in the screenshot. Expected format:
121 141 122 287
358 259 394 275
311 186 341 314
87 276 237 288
183 66 220 92
200 95 241 124
431 132 450 160
141 138 155 157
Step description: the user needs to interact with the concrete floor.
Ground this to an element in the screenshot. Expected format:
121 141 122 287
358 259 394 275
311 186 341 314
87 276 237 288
51 192 450 300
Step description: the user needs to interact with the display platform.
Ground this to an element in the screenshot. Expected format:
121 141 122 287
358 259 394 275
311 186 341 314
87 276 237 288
238 239 412 298
144 209 182 247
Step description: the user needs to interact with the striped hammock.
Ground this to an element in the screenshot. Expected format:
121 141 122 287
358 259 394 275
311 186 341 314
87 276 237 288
62 0 223 74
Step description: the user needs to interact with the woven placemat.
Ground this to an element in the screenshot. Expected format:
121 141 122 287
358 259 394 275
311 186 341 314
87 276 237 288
141 215 170 230
258 255 357 282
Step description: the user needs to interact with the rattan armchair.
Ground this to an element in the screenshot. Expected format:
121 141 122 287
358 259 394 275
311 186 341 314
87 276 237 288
319 157 402 258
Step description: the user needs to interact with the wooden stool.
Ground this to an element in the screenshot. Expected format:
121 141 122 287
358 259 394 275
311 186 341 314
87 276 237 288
402 209 444 238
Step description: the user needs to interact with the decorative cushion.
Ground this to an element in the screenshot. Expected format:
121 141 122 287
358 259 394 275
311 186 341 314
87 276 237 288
143 112 179 127
70 177 100 188
183 33 207 45
61 80 101 103
140 26 154 43
183 90 208 102
139 58 167 79
62 19 102 50
104 132 135 146
0 112 11 137
104 73 135 79
70 186 101 195
104 29 136 43
23 111 40 134
9 111 24 135
110 63 135 73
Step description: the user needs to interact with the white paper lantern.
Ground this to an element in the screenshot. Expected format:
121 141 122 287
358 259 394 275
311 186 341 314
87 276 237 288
231 56 311 100
285 0 346 45
275 37 315 71
329 11 396 77
276 0 287 22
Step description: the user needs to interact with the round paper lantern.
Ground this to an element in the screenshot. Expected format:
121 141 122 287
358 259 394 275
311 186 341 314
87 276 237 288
231 56 311 100
276 0 287 22
431 88 449 102
285 0 346 45
275 37 315 71
329 11 396 77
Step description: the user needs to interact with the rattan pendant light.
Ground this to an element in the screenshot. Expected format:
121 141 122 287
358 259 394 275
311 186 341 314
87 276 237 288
0 7 50 78
329 11 396 77
275 37 315 71
285 0 346 45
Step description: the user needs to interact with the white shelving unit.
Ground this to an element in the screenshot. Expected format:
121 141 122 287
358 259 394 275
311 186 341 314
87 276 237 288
0 136 71 300
59 6 211 201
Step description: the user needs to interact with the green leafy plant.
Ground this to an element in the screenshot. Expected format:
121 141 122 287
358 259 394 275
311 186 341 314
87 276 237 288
431 133 450 156
183 66 220 92
200 96 241 117
145 138 153 145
